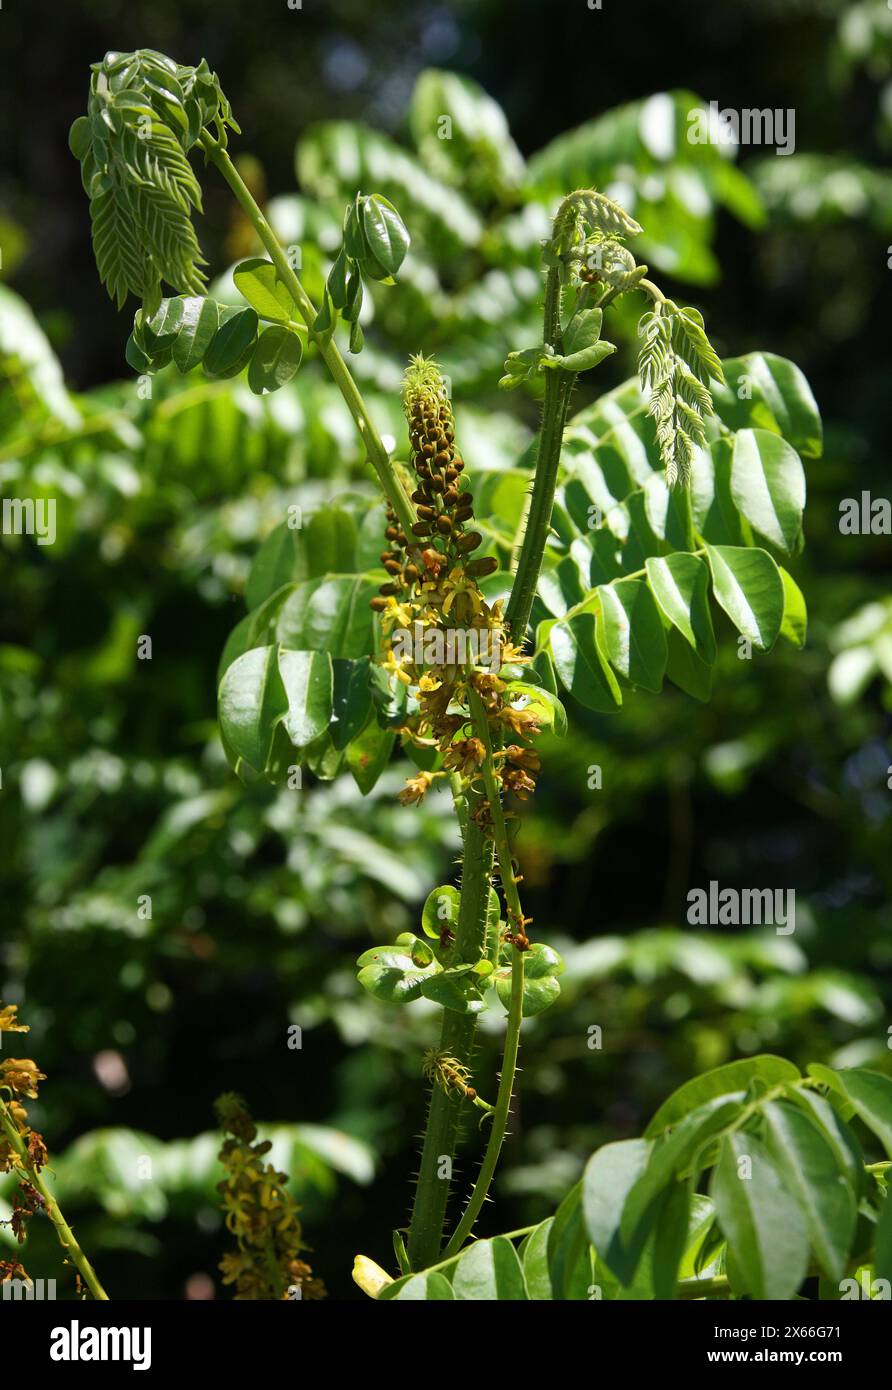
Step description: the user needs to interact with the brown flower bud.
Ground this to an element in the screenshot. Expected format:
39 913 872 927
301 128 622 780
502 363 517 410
412 521 434 536
369 596 389 611
464 555 498 577
455 531 482 553
436 515 453 535
383 558 402 575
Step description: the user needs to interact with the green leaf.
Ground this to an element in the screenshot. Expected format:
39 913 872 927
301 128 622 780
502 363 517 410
356 934 440 1003
453 1236 528 1300
710 1132 809 1300
550 611 622 712
665 627 714 701
503 681 568 738
359 194 410 279
645 554 716 662
494 942 564 1017
551 308 617 373
547 1181 591 1300
778 567 807 648
330 658 372 751
583 1138 652 1282
245 521 307 610
203 307 259 378
621 1097 742 1260
139 296 185 352
521 1219 554 1300
278 648 333 749
346 717 394 794
785 1089 864 1197
646 1056 800 1137
171 296 219 373
233 257 298 323
875 1193 892 1288
421 884 460 940
217 585 293 685
713 352 822 459
276 575 379 659
217 644 288 773
761 1099 856 1283
598 578 667 692
705 544 785 651
248 325 303 394
651 1181 691 1300
420 964 486 1014
731 428 806 555
389 1272 455 1300
818 1069 892 1159
303 505 358 578
409 69 525 203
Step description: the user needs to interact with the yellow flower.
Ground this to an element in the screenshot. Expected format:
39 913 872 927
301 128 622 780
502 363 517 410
352 1256 393 1299
397 771 436 806
1 1059 46 1099
0 1005 28 1035
442 567 482 618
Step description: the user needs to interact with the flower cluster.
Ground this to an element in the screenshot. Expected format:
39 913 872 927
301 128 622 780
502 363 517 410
215 1092 325 1301
0 1003 50 1266
370 356 542 810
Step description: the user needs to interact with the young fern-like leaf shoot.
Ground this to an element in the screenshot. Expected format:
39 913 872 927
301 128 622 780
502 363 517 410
637 301 725 487
69 49 238 313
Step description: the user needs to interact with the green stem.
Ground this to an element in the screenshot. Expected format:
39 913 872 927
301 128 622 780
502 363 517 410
440 690 526 1259
199 134 416 539
407 796 494 1270
0 1095 109 1301
505 264 576 643
676 1275 731 1300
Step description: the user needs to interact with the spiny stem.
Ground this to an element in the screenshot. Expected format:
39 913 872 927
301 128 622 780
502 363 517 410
198 134 417 539
407 795 493 1270
505 263 576 642
440 689 526 1258
0 1095 109 1301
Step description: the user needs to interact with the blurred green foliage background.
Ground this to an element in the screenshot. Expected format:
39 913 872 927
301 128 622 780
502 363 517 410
1 0 890 1298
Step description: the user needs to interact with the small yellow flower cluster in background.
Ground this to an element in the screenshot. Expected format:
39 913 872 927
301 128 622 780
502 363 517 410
371 357 542 811
0 1002 50 1268
215 1092 325 1301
